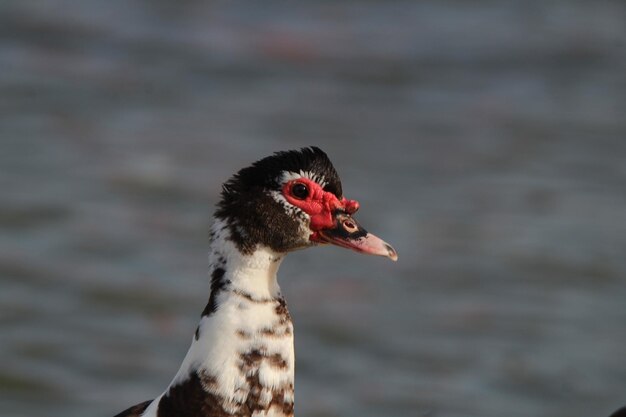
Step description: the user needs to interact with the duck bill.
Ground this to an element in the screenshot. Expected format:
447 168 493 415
313 214 398 261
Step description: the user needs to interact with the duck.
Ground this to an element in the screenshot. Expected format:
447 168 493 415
113 147 397 417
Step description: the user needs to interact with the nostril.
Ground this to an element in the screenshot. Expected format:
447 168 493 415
343 220 356 231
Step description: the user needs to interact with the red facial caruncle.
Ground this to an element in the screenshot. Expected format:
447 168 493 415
282 177 359 235
281 176 397 261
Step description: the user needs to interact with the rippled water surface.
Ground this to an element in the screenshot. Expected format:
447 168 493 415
1 1 625 416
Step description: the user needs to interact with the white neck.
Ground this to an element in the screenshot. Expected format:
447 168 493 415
216 237 284 302
143 220 295 417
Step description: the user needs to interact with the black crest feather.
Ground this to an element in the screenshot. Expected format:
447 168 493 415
214 146 343 207
218 146 342 207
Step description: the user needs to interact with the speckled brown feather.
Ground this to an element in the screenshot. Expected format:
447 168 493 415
113 400 152 417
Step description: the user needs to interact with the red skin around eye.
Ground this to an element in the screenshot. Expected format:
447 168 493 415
282 178 360 233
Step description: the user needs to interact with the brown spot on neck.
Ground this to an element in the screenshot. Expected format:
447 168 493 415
232 289 275 303
201 265 229 321
268 353 289 369
275 297 292 323
236 329 252 339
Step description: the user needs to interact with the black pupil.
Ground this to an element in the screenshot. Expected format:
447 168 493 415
292 183 308 199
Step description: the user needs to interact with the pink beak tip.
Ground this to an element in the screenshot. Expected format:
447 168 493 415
385 243 398 261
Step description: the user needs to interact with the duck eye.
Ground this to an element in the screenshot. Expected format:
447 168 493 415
291 183 309 199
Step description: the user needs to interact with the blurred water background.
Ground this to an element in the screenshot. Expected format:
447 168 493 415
1 1 625 417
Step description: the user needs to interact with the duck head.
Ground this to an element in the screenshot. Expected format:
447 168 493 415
215 147 397 261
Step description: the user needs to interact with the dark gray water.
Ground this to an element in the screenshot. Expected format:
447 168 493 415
1 1 625 416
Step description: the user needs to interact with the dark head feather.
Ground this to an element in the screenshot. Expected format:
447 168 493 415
215 147 342 253
219 147 342 205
